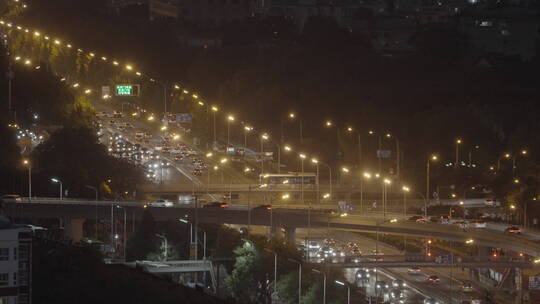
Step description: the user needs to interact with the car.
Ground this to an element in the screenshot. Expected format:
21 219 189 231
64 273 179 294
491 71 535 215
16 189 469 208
252 204 272 211
426 275 440 283
424 298 441 304
408 215 423 222
453 220 469 229
408 267 420 276
203 202 228 208
375 280 389 290
389 288 405 300
461 282 474 292
392 279 407 289
323 238 337 247
349 248 362 256
306 241 320 250
440 215 451 224
146 199 174 207
332 249 346 258
470 220 487 228
316 247 334 259
355 269 371 281
505 226 522 234
0 194 22 203
416 218 429 223
192 168 202 176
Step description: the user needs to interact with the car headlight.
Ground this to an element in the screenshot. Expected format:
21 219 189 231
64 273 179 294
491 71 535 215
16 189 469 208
366 274 370 278
340 252 345 257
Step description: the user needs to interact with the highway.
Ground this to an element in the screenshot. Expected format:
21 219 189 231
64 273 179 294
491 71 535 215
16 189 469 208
294 229 496 304
4 199 540 257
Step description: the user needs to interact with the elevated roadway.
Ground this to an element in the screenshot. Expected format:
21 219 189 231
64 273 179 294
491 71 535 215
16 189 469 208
4 200 540 256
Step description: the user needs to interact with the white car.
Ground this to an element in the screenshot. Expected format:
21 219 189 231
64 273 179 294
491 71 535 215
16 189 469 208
146 199 174 207
470 220 487 228
407 266 421 275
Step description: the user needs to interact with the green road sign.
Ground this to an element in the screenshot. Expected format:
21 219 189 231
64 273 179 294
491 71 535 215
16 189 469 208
115 84 140 96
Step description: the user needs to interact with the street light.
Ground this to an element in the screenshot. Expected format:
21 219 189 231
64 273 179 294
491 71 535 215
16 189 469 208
334 280 350 304
382 178 391 218
312 269 326 304
385 133 401 177
211 106 218 143
260 133 269 175
51 178 63 200
22 159 31 199
244 125 253 148
455 138 462 169
289 259 302 304
179 218 206 260
227 115 235 147
346 126 363 170
360 172 372 213
426 154 438 219
312 158 320 206
402 186 410 216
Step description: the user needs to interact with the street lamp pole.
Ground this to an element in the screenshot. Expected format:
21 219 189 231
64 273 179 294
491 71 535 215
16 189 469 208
117 205 127 260
260 133 269 175
426 155 437 219
51 178 63 200
312 269 326 304
289 259 302 304
227 115 234 147
402 186 410 217
335 280 350 304
211 106 218 143
455 139 462 169
23 160 31 199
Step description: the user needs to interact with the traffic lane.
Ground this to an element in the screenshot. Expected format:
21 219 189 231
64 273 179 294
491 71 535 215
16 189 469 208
100 120 201 185
302 229 436 303
95 104 253 184
325 216 540 256
309 229 481 304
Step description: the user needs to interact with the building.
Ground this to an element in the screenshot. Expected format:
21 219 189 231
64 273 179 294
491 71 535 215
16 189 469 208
0 217 32 304
261 0 372 31
177 0 254 28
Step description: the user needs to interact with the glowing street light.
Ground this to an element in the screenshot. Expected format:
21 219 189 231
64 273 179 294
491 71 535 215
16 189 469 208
325 120 333 127
226 115 235 146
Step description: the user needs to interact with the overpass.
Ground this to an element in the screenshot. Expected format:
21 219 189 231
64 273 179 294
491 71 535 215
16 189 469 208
3 199 540 257
313 254 532 269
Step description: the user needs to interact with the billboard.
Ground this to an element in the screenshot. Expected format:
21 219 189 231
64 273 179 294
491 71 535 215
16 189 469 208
114 84 140 96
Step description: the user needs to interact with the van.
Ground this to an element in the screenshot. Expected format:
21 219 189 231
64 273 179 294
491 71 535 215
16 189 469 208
0 194 22 203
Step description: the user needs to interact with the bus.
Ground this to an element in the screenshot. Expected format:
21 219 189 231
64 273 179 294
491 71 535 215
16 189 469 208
260 173 317 186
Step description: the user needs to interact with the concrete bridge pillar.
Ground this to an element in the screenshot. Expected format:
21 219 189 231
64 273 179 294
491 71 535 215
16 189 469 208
65 218 85 242
283 227 296 244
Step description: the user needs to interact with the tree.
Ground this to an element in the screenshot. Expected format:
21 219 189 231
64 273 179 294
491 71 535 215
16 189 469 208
126 209 159 260
225 241 262 303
